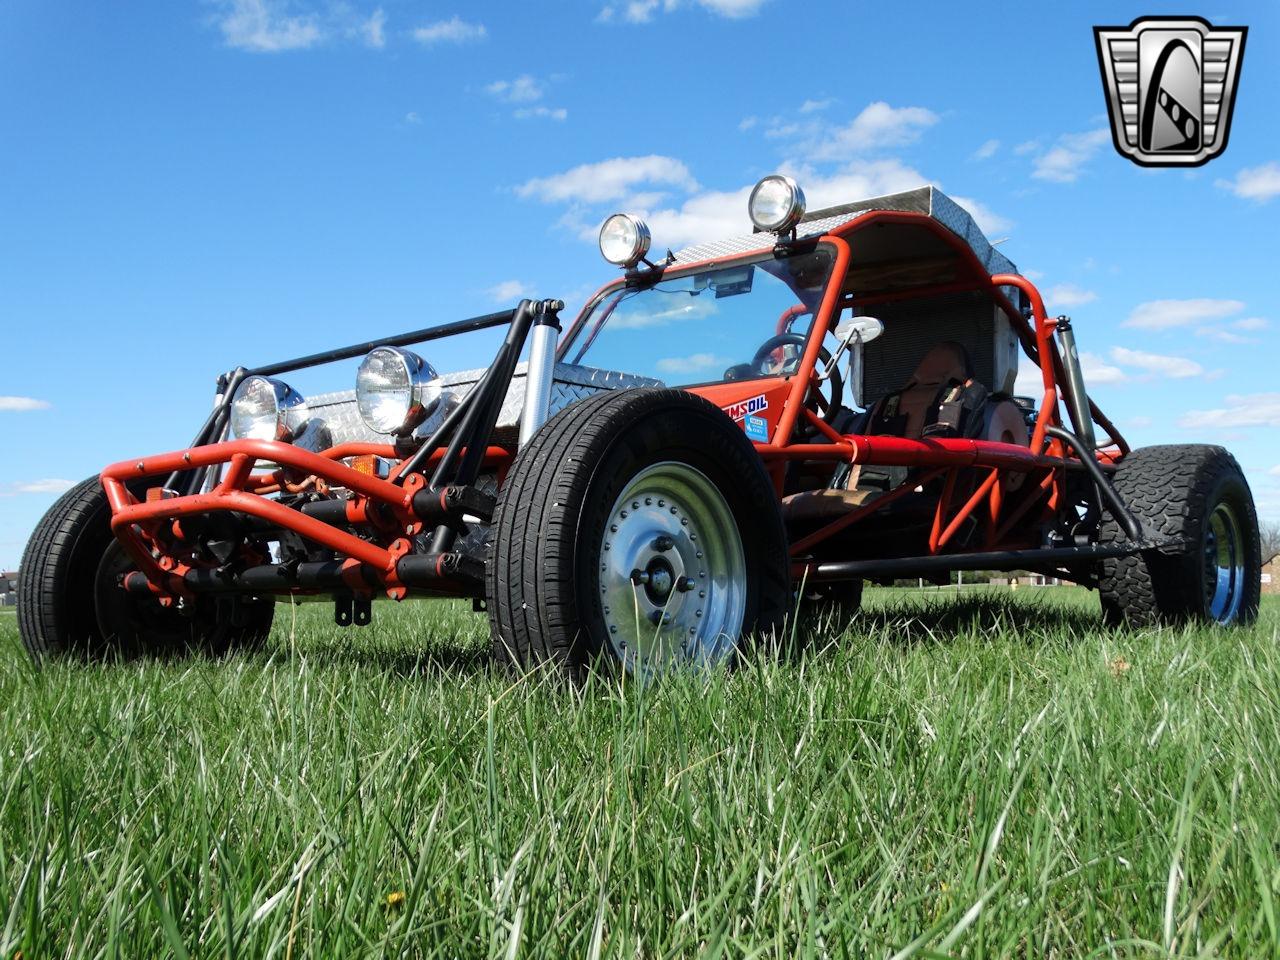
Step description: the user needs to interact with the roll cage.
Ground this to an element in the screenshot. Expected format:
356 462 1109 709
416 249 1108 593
101 206 1160 613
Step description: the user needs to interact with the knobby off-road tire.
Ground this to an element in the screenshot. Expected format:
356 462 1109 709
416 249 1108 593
1098 445 1260 628
487 389 790 675
18 477 273 661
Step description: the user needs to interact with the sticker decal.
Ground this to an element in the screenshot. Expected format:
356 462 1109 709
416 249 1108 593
743 414 769 443
722 394 768 422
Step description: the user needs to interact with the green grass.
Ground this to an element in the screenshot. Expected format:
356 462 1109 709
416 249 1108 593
2 589 1279 958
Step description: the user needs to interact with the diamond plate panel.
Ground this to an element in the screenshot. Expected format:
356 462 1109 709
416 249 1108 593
307 363 660 447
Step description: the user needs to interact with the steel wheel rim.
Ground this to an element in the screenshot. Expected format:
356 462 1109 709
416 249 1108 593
1203 500 1245 623
598 462 746 672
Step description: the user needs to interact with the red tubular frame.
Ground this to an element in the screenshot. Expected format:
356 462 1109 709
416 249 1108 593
103 207 1130 600
102 439 511 598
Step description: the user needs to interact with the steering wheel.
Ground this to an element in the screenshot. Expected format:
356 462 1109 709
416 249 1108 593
750 332 844 426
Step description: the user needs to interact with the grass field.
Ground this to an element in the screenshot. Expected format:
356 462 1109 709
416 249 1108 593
2 588 1278 958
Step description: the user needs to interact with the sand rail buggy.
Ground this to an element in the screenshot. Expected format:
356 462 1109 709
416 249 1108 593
19 177 1261 671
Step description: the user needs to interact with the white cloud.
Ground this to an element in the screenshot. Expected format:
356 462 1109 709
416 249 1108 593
1110 346 1203 379
404 111 421 125
799 98 833 114
1124 297 1245 330
807 102 939 161
697 0 768 14
216 0 322 52
1013 140 1040 156
360 7 385 48
1083 353 1128 384
599 0 768 21
13 479 75 495
655 353 730 374
972 139 1000 160
487 280 533 302
514 106 567 121
1270 465 1280 477
517 155 698 204
1195 316 1268 343
1017 352 1127 394
0 396 50 411
1215 162 1280 203
486 75 543 103
738 116 758 132
1045 283 1097 308
1179 393 1280 430
412 16 486 45
1031 129 1109 183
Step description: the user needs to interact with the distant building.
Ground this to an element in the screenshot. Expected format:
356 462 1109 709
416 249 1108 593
0 570 16 607
1264 553 1279 597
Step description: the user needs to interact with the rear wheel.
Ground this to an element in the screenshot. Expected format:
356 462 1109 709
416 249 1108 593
1098 445 1260 627
18 477 273 661
487 389 790 675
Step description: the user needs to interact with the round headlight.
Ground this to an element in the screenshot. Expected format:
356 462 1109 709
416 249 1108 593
748 174 806 233
356 346 438 435
599 213 652 267
230 376 308 442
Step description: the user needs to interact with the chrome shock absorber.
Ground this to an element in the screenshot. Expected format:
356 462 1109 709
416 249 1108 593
519 300 563 446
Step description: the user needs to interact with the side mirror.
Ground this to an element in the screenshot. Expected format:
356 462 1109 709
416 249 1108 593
834 316 884 345
831 316 883 410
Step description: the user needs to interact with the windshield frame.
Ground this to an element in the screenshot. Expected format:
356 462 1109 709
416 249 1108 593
557 240 846 386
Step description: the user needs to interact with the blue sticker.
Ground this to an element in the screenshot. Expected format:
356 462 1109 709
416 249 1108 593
743 414 769 442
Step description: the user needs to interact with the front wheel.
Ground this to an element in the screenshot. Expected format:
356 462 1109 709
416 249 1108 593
1098 445 1260 627
18 477 273 661
487 389 790 675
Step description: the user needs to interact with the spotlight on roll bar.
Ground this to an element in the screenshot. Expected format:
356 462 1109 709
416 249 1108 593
598 214 652 268
748 174 806 234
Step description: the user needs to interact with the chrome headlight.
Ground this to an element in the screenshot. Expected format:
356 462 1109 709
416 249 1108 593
599 213 651 268
356 346 438 435
230 376 307 442
748 174 806 233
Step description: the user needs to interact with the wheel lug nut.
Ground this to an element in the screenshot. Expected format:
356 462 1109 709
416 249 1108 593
632 500 640 509
653 535 674 552
676 577 695 592
630 569 650 585
658 499 665 507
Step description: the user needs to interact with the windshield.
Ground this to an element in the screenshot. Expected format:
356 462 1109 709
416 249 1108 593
562 247 836 385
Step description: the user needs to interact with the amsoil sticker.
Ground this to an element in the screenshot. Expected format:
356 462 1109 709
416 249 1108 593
722 394 768 421
743 414 769 442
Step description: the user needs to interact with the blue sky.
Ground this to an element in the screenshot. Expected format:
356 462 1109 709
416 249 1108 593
2 0 1279 568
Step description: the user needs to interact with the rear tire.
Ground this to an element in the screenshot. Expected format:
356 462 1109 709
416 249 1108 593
18 477 273 661
1098 445 1260 627
487 389 790 675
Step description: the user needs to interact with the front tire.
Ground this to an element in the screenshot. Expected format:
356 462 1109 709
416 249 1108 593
1098 445 1260 627
487 389 790 675
18 477 273 660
